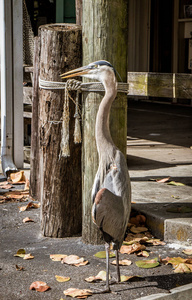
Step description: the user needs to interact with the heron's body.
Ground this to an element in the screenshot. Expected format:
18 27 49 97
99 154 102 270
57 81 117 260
61 60 131 292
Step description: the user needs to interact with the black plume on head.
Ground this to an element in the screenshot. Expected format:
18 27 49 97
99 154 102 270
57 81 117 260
89 60 117 76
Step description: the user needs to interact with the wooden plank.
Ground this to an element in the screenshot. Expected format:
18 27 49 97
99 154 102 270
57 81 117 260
23 65 34 73
175 73 192 99
23 86 32 104
128 72 192 99
23 111 32 118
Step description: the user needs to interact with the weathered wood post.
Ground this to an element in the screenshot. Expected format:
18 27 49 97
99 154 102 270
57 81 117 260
82 0 128 244
30 37 40 200
36 24 82 237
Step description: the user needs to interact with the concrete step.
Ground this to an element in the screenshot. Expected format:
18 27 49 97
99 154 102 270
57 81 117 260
132 202 192 246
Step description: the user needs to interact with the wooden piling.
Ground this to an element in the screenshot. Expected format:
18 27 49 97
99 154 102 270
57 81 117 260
33 24 82 237
82 0 128 244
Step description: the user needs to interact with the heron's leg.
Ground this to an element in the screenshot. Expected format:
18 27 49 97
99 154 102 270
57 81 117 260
105 242 110 291
91 243 111 294
116 249 121 283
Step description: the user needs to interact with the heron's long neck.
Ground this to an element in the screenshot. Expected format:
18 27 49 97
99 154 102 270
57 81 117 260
95 76 117 158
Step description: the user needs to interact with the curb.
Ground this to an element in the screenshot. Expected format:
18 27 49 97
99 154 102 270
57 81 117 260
135 283 192 299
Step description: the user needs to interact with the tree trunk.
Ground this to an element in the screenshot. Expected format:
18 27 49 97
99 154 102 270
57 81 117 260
30 37 40 200
82 0 128 244
38 24 82 237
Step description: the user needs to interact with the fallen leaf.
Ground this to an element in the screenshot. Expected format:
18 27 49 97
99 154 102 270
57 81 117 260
183 248 192 255
10 171 26 183
50 254 67 261
5 192 24 200
167 257 188 267
137 251 149 257
24 178 30 191
94 251 115 259
23 217 34 223
135 257 159 268
55 275 71 282
0 183 13 189
120 243 146 254
166 206 192 213
16 265 24 271
19 201 40 212
120 275 142 282
85 270 110 282
14 249 26 258
174 263 191 273
23 253 34 260
136 214 146 224
146 239 166 246
156 177 170 183
64 288 92 298
29 281 50 292
167 181 185 186
123 237 149 245
62 255 88 267
130 226 148 234
111 259 132 266
171 195 180 199
14 249 34 260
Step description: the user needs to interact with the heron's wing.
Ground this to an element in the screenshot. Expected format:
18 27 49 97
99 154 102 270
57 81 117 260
103 150 131 202
93 188 125 248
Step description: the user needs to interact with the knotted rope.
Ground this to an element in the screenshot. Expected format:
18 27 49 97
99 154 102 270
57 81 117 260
39 78 128 157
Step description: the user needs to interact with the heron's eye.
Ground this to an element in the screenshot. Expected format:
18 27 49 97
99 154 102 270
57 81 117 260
89 64 98 69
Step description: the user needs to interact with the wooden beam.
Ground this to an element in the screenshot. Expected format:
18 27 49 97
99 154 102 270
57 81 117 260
127 72 192 99
23 87 32 104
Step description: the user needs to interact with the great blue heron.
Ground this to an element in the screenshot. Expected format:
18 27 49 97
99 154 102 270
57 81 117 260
61 60 131 293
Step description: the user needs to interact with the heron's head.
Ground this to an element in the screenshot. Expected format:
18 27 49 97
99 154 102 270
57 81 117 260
60 60 116 82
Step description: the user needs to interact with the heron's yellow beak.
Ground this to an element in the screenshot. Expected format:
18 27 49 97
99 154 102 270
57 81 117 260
60 66 89 79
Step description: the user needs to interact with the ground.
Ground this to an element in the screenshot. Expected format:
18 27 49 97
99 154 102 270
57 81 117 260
0 100 192 299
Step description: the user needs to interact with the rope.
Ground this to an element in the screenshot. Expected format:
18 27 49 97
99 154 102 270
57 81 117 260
39 78 128 158
39 78 128 94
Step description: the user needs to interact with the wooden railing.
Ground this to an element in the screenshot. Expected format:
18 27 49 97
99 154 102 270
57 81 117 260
127 72 192 100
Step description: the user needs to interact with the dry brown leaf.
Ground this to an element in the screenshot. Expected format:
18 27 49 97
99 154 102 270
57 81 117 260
10 171 26 183
15 265 24 271
19 201 40 212
62 255 88 267
174 263 191 273
156 177 170 183
24 178 30 191
23 253 34 260
146 239 166 246
23 217 34 223
85 270 110 282
5 191 24 200
137 251 149 257
130 226 148 234
50 254 67 261
183 248 192 255
29 281 50 292
136 214 146 224
120 243 146 254
64 288 92 298
0 183 13 189
123 237 149 245
111 259 132 266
